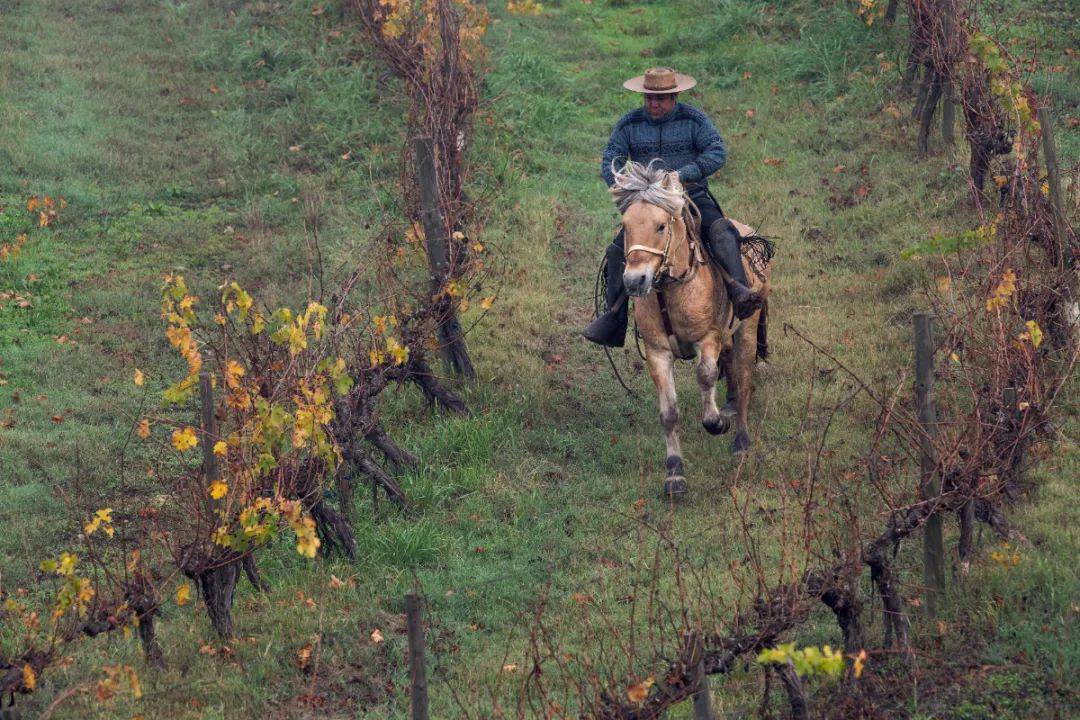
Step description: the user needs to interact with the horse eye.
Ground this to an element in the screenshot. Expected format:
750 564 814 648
657 223 666 233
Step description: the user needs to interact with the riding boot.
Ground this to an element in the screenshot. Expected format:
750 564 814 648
582 240 629 347
707 219 763 320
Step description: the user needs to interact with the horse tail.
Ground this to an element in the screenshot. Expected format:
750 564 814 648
756 299 769 361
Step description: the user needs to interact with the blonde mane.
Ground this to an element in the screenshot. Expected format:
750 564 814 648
610 160 700 237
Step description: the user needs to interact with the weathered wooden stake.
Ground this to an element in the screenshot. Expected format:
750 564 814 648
941 1 956 145
405 593 430 720
1037 105 1067 262
884 0 899 25
942 81 956 145
914 313 946 614
692 656 716 720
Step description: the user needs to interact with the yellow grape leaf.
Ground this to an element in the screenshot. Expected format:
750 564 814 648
133 368 145 386
208 480 228 500
22 664 35 691
986 268 1017 311
1025 320 1043 348
58 552 77 576
176 583 191 606
137 418 151 439
935 276 951 294
502 663 519 673
171 426 198 451
294 518 320 558
386 337 409 366
853 649 867 678
626 676 654 703
370 628 384 644
127 667 143 699
213 440 228 456
224 360 245 389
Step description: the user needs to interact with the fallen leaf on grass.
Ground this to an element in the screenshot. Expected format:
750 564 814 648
296 643 314 670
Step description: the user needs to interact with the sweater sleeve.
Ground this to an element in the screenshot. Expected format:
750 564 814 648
600 122 631 188
676 114 726 184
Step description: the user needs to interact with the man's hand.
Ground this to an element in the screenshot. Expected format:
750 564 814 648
660 170 683 191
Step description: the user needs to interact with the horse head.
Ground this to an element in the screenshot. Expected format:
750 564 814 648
611 161 689 297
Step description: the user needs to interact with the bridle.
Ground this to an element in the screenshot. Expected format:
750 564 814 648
622 200 710 360
624 208 703 289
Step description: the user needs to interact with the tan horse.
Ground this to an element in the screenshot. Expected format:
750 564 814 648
614 162 771 496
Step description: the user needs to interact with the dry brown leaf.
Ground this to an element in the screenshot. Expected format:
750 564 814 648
626 676 654 703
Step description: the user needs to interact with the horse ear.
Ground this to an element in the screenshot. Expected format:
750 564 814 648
660 171 681 191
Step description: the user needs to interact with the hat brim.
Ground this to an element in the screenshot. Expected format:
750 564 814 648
623 73 697 93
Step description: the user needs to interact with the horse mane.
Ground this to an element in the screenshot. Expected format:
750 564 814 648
610 160 700 238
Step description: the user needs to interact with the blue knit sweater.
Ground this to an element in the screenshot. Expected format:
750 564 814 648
600 102 727 189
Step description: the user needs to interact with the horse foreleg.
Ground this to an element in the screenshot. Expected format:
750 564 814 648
696 334 729 436
730 316 759 455
646 347 686 496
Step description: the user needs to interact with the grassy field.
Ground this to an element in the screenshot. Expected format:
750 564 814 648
1 0 1077 717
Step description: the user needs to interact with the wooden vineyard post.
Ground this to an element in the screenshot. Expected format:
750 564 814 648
940 1 956 145
414 136 476 380
406 593 430 720
914 314 946 614
692 656 716 720
1037 105 1067 264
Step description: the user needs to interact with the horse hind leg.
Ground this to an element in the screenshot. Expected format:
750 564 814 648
720 347 736 417
696 336 730 436
646 348 688 497
730 317 759 455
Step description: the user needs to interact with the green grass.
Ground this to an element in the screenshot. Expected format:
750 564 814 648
1 0 1076 717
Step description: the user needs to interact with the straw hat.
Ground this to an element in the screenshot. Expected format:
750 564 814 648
623 67 697 94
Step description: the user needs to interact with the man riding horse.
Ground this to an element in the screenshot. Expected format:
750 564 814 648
583 67 763 347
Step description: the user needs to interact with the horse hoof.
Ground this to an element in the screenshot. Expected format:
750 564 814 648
732 430 752 455
662 476 689 498
702 414 730 435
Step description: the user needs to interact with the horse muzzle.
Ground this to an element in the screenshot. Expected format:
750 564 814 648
623 269 654 298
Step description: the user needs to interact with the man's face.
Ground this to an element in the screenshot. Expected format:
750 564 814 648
644 92 678 119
